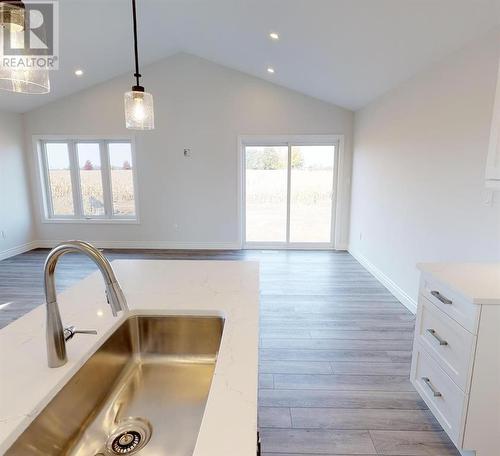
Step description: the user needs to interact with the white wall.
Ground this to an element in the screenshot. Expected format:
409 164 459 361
0 111 35 259
23 53 353 249
349 31 500 310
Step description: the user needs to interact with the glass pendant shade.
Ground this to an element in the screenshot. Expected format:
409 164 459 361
124 89 154 130
0 66 50 93
0 1 24 32
0 8 51 94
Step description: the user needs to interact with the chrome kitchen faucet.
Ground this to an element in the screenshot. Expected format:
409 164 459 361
44 240 128 368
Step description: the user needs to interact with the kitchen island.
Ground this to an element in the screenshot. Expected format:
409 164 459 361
0 259 260 455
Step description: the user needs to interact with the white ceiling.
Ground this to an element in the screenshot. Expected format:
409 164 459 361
1 0 499 113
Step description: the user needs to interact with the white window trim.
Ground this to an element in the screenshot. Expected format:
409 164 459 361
237 134 345 250
33 135 140 224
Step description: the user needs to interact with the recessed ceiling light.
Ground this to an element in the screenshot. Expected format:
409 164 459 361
74 69 84 77
269 32 279 40
267 67 275 74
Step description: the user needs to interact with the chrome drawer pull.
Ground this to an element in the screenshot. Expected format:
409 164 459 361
430 290 453 305
426 329 448 346
422 377 442 397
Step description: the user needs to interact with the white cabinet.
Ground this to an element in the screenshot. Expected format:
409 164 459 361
486 58 500 189
411 263 500 456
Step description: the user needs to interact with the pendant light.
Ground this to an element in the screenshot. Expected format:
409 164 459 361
0 0 23 32
0 1 50 94
124 0 154 130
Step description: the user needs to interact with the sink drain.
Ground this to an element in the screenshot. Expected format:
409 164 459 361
106 418 152 455
111 430 141 454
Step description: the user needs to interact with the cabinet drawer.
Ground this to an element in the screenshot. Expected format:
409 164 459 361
416 297 476 392
411 344 467 445
420 275 480 333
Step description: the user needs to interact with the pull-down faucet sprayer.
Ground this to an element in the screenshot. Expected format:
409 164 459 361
44 240 128 368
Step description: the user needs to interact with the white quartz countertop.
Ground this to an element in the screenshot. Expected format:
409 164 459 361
0 259 260 455
417 262 500 305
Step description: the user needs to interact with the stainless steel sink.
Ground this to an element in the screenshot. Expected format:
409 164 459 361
6 316 224 456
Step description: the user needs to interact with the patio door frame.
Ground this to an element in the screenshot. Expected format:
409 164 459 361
238 135 343 250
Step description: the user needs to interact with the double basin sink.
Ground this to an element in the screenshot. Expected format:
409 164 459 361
6 315 224 455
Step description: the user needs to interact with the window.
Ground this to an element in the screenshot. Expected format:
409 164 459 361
108 143 136 216
45 142 74 216
39 139 137 222
245 146 288 242
77 142 105 217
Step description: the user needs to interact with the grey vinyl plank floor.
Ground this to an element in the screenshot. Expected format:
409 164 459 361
260 429 377 454
260 338 414 351
289 408 441 431
370 430 461 455
260 360 411 376
272 373 415 392
259 389 428 410
0 248 460 455
260 348 412 363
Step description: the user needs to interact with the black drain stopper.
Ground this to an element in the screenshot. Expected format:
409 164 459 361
111 431 142 454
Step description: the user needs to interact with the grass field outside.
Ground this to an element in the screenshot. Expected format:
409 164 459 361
245 169 333 243
48 169 135 216
48 167 332 240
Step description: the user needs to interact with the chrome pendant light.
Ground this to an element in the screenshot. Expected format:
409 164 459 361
0 1 50 94
124 0 154 130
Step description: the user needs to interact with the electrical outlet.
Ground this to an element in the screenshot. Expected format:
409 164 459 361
183 148 191 158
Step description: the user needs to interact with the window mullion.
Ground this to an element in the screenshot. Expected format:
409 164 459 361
330 140 340 247
100 141 113 218
286 143 292 244
68 141 83 218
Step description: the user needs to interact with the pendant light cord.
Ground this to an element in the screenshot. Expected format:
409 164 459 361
132 0 141 87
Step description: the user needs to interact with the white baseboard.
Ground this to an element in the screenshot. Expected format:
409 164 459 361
0 241 39 261
35 240 241 250
348 247 417 314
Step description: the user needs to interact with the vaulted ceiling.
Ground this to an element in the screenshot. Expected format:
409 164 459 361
1 0 499 113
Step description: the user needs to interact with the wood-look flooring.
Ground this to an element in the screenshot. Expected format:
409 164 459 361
0 248 459 455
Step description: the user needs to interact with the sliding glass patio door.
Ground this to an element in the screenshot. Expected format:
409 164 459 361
243 140 338 249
